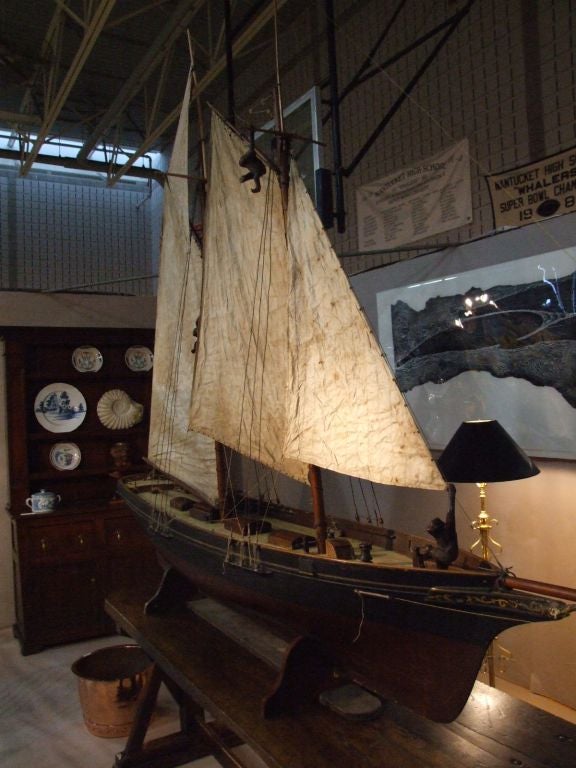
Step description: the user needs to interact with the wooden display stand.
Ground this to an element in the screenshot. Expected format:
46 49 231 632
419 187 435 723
105 584 576 768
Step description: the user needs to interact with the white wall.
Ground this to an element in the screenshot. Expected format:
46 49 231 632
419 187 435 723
0 292 156 328
0 292 156 630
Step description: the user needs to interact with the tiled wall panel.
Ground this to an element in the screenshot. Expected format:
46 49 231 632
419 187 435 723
0 170 158 294
0 176 8 286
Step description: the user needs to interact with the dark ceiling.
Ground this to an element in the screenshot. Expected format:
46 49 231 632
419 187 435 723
0 0 292 181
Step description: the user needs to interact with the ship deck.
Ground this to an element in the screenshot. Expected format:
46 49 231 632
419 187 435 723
129 480 433 569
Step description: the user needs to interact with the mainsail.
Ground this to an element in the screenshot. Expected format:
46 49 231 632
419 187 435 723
190 111 445 492
284 160 445 491
148 74 219 505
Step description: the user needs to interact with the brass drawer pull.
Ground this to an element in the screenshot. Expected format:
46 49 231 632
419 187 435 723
41 538 47 552
78 535 84 546
115 530 122 543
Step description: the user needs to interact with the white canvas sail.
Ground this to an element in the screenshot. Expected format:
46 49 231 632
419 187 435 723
148 74 219 505
283 160 445 491
189 114 309 484
190 111 443 492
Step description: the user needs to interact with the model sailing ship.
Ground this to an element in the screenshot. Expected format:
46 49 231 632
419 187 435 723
118 79 575 723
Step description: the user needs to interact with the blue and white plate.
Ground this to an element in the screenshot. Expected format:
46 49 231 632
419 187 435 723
34 383 87 433
72 345 103 373
125 346 153 372
50 442 81 470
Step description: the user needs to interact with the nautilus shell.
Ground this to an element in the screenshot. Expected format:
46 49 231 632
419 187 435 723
97 389 144 430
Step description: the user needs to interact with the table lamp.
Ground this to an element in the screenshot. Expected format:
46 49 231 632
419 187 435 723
437 419 540 560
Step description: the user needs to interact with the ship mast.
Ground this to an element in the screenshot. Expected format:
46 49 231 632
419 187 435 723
188 37 229 519
273 87 328 555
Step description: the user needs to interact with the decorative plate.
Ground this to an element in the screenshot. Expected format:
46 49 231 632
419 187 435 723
72 345 103 373
97 389 144 430
125 345 153 372
50 442 81 471
34 383 87 433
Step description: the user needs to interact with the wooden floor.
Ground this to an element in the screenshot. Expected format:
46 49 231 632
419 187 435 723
106 585 576 768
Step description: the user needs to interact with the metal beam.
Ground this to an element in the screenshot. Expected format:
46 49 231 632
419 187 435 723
224 0 236 125
106 0 174 29
0 147 163 183
20 0 117 176
107 0 287 185
0 111 41 126
54 0 87 29
325 0 344 233
13 5 68 126
145 48 175 137
338 0 407 102
77 0 206 162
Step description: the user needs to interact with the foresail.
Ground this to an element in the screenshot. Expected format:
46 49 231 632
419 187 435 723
148 74 219 505
283 160 445 491
189 113 309 485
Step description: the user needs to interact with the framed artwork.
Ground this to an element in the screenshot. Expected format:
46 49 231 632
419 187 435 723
352 215 576 459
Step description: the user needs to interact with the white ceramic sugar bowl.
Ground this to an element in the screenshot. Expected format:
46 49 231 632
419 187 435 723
25 489 61 513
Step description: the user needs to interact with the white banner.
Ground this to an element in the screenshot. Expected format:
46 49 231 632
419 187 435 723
487 146 576 228
356 139 471 251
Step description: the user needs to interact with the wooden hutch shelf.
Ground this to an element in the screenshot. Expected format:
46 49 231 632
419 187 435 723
2 326 161 654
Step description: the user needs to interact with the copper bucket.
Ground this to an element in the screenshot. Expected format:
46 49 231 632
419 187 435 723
71 644 153 738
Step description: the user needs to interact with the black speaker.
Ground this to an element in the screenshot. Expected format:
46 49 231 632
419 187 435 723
315 168 334 230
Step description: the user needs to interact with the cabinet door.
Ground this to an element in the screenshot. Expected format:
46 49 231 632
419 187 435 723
103 516 161 595
18 562 103 653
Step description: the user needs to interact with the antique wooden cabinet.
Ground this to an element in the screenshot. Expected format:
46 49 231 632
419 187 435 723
2 326 161 654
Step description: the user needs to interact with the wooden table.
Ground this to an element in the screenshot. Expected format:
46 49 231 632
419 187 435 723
105 586 576 768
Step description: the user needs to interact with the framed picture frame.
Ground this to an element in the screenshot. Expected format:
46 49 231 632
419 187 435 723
352 214 576 459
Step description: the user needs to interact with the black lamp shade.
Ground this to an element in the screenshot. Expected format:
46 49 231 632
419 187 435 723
437 420 540 483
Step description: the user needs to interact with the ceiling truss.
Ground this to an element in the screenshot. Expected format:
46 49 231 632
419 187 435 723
20 0 117 175
0 0 287 183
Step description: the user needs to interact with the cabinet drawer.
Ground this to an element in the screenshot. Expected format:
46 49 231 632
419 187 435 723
104 517 146 552
26 521 97 563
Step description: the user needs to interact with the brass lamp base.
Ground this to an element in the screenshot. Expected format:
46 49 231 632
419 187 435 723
470 482 501 561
